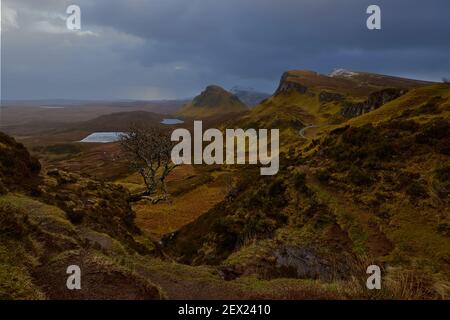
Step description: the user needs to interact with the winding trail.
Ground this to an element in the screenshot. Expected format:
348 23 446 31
299 125 320 139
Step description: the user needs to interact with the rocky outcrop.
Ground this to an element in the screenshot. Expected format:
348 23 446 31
275 72 308 95
341 88 408 118
319 91 345 103
219 245 352 282
38 168 151 252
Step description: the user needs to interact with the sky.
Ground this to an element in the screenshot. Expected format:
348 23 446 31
1 0 449 100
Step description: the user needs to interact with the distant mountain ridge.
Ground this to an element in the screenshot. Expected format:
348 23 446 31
230 86 271 107
275 69 432 97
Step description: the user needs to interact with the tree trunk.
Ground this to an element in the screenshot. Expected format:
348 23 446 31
127 190 154 203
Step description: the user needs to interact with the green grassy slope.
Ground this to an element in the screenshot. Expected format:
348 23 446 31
1 74 448 300
232 70 434 145
166 82 450 299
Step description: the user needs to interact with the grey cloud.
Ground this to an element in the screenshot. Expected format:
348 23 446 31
2 0 449 100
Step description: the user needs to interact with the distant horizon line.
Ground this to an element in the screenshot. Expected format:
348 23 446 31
0 98 193 104
1 68 446 103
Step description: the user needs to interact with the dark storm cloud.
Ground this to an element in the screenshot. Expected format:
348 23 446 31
2 0 449 100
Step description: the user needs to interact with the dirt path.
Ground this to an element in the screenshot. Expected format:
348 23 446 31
136 261 248 299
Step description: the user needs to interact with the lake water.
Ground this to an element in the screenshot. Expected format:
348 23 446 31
161 118 184 125
80 132 125 143
80 120 184 143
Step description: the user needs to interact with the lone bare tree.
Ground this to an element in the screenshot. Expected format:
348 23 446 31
120 124 177 203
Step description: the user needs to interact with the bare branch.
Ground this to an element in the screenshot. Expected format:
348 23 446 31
120 123 178 202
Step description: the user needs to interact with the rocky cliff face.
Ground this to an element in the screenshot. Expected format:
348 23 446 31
275 72 309 95
275 69 429 99
341 88 408 118
319 91 345 103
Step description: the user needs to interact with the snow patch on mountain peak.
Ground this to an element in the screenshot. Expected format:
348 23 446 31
329 68 359 78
